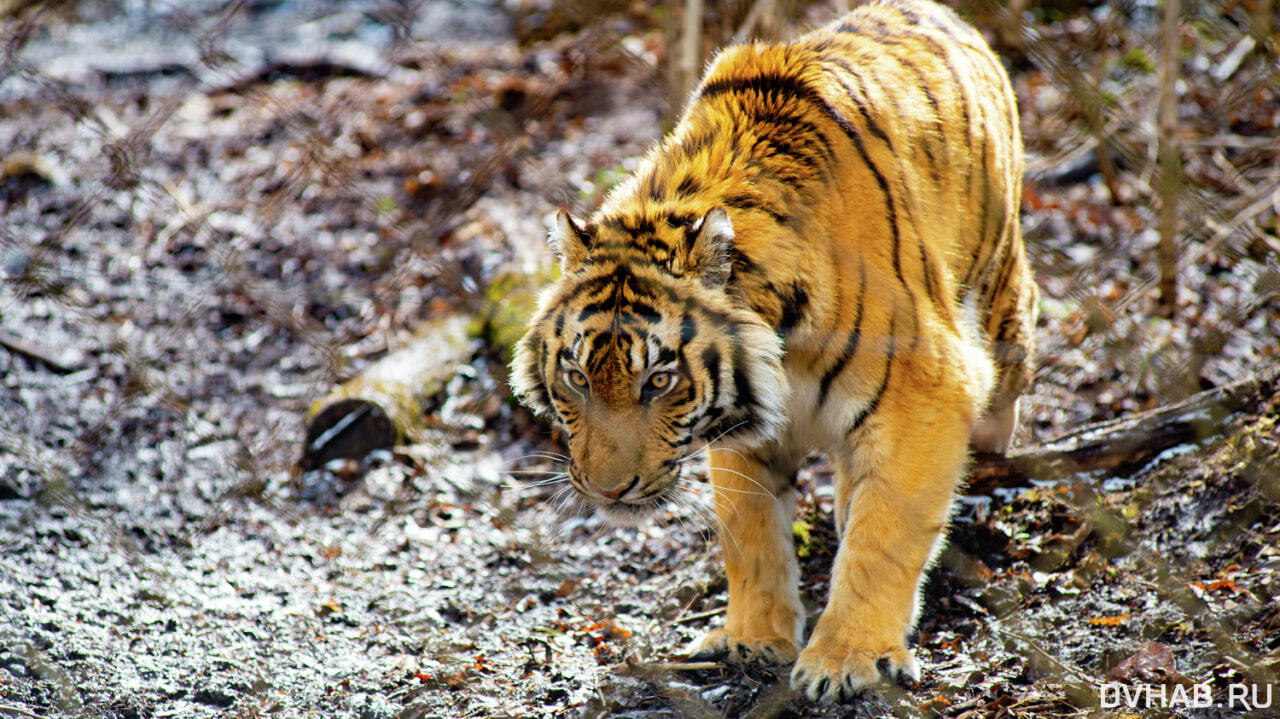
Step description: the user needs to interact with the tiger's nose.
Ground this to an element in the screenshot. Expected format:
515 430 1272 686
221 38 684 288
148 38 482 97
597 476 640 500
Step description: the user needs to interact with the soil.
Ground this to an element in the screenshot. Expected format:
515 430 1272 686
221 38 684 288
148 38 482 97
2 1 1278 718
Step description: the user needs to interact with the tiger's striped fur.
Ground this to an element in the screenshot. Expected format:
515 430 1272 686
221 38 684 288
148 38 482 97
511 0 1037 700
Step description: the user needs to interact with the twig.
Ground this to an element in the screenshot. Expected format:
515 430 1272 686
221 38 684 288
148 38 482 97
675 605 726 624
0 704 48 719
1114 180 1280 316
1156 0 1182 316
0 331 82 374
615 660 724 674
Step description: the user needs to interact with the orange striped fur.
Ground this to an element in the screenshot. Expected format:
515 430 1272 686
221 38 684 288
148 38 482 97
511 0 1037 700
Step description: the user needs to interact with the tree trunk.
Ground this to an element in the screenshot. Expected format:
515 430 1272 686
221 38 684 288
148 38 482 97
1156 0 1182 317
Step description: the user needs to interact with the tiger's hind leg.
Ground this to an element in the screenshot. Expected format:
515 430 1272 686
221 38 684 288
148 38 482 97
972 246 1039 453
688 449 804 665
791 365 972 701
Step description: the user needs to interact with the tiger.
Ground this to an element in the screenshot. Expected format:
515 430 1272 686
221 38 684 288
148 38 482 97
510 0 1037 701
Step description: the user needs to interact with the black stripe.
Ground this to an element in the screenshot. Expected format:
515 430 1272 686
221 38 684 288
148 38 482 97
701 345 722 412
665 210 697 228
599 215 657 236
919 237 950 321
963 131 995 290
891 30 974 182
681 314 698 344
723 193 789 225
778 281 810 331
987 229 1021 309
822 55 892 148
699 70 864 175
807 73 912 305
891 53 945 181
750 110 838 166
643 171 663 201
731 248 764 279
739 110 835 182
892 3 923 27
755 133 821 185
731 344 757 418
847 318 896 436
585 332 613 375
818 262 867 405
549 385 575 406
702 416 741 443
625 299 662 323
980 209 1014 300
527 337 551 411
699 72 817 105
645 235 671 254
836 17 864 34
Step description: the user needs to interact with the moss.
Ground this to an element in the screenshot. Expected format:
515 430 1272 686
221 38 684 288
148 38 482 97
471 265 559 365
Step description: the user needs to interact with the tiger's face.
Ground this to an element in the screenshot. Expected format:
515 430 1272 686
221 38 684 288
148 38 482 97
511 208 788 524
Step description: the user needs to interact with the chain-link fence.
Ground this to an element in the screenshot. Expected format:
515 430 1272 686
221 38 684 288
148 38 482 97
1 1 1277 717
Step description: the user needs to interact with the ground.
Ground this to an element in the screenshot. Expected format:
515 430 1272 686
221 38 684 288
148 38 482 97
1 1 1278 718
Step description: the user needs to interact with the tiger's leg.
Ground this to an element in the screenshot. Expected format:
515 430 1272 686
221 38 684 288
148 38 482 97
688 449 803 664
791 376 971 700
972 247 1038 453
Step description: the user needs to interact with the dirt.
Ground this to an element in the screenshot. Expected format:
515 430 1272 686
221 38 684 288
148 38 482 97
2 1 1278 718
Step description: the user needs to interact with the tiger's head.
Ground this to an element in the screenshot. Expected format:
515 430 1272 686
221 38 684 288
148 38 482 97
510 207 788 524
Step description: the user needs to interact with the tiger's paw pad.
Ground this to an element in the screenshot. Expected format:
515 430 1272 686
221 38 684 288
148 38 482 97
789 644 919 702
686 628 799 665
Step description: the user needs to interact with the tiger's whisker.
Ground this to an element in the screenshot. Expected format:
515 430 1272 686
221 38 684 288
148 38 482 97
676 421 749 465
501 451 568 465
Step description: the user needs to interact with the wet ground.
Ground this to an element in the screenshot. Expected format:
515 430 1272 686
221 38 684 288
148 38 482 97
2 1 1278 717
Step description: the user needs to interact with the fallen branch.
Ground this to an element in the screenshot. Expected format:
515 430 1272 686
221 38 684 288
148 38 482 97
614 660 725 675
0 703 48 719
297 315 472 472
966 365 1280 494
296 266 547 473
0 330 83 374
675 605 726 624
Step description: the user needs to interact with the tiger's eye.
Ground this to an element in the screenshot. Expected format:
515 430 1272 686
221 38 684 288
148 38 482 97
643 372 677 400
567 370 588 388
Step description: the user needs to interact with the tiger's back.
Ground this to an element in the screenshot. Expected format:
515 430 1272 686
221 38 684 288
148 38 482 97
512 0 1037 701
600 0 1035 448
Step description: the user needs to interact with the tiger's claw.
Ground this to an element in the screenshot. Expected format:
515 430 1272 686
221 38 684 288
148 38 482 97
790 643 918 702
686 628 800 665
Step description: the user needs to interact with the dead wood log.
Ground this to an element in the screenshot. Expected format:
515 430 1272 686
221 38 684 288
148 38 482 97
966 365 1280 494
296 264 548 472
297 315 472 472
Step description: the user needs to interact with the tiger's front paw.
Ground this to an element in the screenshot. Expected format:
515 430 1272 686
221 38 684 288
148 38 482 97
790 636 918 702
687 627 800 665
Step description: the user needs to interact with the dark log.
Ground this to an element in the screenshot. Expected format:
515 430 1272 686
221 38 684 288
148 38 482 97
297 315 472 472
966 365 1280 494
295 265 548 474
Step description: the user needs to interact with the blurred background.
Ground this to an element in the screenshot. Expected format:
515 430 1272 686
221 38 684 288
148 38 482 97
1 1 1277 717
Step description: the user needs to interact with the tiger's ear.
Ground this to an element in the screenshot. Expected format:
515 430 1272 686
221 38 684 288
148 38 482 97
548 209 592 272
686 207 734 288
